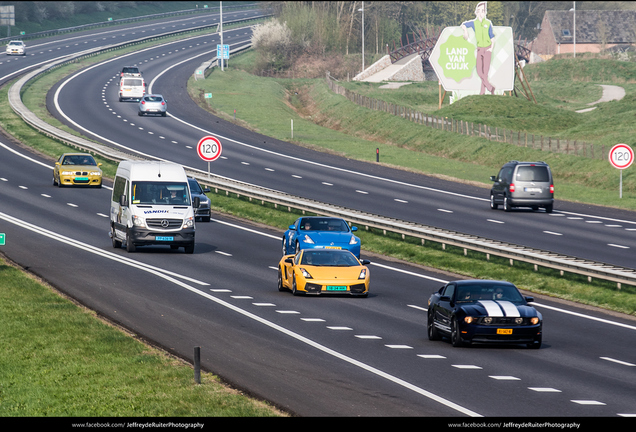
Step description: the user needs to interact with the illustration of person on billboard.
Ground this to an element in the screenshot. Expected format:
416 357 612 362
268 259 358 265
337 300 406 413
461 1 495 95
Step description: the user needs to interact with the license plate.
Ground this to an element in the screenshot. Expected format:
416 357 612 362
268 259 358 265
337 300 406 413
497 328 513 335
75 177 88 181
524 187 541 193
156 236 174 241
326 286 347 291
325 246 342 250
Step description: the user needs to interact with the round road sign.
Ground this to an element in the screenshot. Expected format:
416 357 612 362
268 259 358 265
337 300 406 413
609 143 634 170
197 136 222 162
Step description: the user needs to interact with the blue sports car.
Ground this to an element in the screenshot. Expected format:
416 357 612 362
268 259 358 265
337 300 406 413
282 217 361 258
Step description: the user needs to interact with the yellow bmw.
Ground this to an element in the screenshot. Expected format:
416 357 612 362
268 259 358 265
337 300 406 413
278 249 370 297
53 153 102 188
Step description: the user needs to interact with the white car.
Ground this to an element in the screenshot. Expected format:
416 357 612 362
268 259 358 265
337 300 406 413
6 40 26 56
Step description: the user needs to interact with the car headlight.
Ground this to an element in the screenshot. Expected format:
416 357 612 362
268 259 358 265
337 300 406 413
299 268 313 279
349 236 358 245
183 217 194 229
358 268 367 279
89 171 101 176
61 170 75 175
132 215 146 228
530 317 540 325
302 235 314 244
464 316 475 324
482 317 493 324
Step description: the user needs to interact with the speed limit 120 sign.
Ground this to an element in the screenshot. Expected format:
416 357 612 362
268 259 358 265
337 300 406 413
609 143 634 170
197 136 222 162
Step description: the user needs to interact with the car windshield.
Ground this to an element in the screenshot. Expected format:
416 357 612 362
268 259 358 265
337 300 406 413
300 250 359 267
131 181 191 206
455 284 525 304
9 41 23 46
299 218 350 232
123 67 139 73
515 166 549 182
144 96 163 102
188 179 202 194
62 155 96 166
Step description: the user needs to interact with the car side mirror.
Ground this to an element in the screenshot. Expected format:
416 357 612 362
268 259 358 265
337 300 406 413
360 259 370 265
490 176 497 182
525 296 534 303
351 226 358 232
288 225 296 230
439 295 451 302
193 196 200 208
97 163 102 167
203 187 210 193
119 195 127 207
285 257 294 264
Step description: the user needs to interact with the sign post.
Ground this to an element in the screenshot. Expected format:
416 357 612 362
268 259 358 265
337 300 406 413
608 143 634 198
197 135 223 178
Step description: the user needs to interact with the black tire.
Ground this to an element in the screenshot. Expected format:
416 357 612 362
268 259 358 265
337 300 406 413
292 274 301 296
427 314 441 341
277 269 286 292
126 230 136 252
451 317 464 347
545 204 553 214
490 194 498 210
111 227 122 249
503 196 512 212
281 238 287 256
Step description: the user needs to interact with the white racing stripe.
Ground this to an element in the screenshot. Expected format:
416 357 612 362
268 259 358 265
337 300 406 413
478 300 504 317
497 300 521 317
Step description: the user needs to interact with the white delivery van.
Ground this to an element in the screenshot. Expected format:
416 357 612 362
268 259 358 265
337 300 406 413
119 76 145 101
110 161 200 253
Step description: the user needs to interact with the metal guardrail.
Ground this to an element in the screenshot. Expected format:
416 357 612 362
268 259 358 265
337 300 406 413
8 18 636 289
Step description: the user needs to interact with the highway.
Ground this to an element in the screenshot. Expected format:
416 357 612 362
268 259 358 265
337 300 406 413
1 8 636 418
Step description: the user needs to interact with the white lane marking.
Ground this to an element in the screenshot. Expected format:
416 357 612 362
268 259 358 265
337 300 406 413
437 208 453 213
533 302 636 331
417 355 446 359
452 365 482 369
529 388 561 392
231 296 252 299
608 244 629 249
0 211 483 418
276 310 301 314
301 318 325 322
356 190 369 194
543 231 562 236
322 182 333 186
210 289 231 293
355 335 382 339
253 303 276 307
386 345 413 349
67 203 78 207
394 199 408 203
489 376 521 380
487 219 504 224
408 304 428 312
215 250 232 256
327 326 352 331
571 400 606 405
600 357 636 367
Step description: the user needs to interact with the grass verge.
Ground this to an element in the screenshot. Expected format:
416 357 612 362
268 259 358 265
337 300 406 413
0 256 284 417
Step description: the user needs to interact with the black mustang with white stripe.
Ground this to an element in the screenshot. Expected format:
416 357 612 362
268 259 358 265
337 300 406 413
427 280 542 348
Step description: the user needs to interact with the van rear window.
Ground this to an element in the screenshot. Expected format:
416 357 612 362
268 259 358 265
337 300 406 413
516 166 549 182
123 79 143 86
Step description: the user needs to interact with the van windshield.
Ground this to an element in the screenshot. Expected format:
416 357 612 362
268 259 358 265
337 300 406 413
123 78 143 87
131 181 190 205
515 166 549 182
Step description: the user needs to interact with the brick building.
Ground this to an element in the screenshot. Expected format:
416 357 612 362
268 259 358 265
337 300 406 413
531 10 636 60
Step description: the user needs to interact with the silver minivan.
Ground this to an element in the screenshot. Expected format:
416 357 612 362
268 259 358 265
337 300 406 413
490 161 554 213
